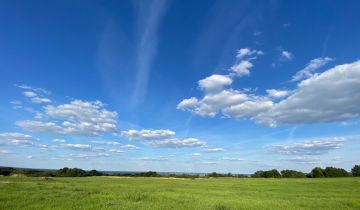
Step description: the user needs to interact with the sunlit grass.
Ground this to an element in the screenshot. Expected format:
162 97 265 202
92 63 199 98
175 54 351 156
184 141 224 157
1 176 360 209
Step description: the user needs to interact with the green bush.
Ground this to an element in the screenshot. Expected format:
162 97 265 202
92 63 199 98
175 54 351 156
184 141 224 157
251 170 264 178
87 169 102 176
310 167 325 178
281 170 306 178
56 167 87 177
351 165 360 177
252 169 281 178
0 167 15 176
324 167 350 177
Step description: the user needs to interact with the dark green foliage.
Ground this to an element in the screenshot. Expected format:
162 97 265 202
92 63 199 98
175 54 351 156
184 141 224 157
251 169 281 178
324 167 350 177
135 171 159 177
207 172 235 178
56 167 87 177
0 167 15 176
281 170 306 178
87 169 103 176
22 170 55 177
351 165 360 177
168 173 200 178
264 169 281 178
310 167 350 178
310 167 325 178
252 169 281 178
207 172 221 177
251 170 264 178
235 174 249 178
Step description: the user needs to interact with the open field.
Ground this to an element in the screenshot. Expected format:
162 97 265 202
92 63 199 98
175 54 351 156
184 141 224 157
1 176 360 210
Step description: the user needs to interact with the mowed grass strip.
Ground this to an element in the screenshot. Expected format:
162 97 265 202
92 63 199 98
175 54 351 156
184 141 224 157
0 176 359 210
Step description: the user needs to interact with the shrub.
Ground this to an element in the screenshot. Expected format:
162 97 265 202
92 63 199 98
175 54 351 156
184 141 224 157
0 167 15 176
264 169 281 178
87 169 102 176
135 171 159 177
251 170 265 178
351 165 360 177
207 172 221 177
56 167 87 177
310 167 325 178
281 170 306 178
252 169 281 178
324 167 350 177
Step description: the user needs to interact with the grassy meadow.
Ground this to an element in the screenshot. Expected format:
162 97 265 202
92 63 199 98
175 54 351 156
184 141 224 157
1 176 360 210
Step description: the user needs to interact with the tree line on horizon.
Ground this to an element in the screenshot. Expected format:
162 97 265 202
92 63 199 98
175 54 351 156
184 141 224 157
1 165 360 178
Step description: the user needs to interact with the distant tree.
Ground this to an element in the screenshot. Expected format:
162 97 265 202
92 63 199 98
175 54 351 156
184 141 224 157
351 165 360 177
0 167 15 176
251 170 265 178
236 174 249 178
310 167 325 178
264 169 281 178
324 167 350 177
281 170 306 178
87 169 102 176
251 170 280 178
56 167 87 177
207 172 221 178
136 171 158 177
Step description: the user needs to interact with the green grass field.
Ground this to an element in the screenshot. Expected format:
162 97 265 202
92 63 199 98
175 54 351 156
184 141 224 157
1 176 360 210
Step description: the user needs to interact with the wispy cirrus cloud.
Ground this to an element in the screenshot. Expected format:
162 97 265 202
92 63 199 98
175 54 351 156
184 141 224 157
14 84 51 95
132 0 169 106
52 138 66 143
137 156 169 162
222 157 245 161
14 84 52 104
202 147 225 153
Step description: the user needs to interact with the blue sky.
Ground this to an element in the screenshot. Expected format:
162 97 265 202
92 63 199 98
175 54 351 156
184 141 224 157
1 0 360 173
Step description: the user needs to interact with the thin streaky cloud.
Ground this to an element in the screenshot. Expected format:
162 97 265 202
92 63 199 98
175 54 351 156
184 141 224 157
132 0 169 106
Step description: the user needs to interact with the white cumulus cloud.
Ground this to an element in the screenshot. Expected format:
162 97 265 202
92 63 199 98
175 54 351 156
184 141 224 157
178 57 360 127
147 138 205 148
198 74 233 93
230 60 253 77
268 137 346 155
16 100 118 136
121 129 175 141
266 89 290 98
